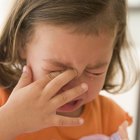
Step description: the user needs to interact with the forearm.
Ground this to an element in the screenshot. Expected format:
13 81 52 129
0 106 19 140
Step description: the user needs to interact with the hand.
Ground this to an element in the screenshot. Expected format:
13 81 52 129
2 66 88 135
118 121 129 140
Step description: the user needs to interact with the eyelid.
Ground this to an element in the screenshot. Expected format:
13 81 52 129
49 69 77 76
42 67 65 73
85 70 105 76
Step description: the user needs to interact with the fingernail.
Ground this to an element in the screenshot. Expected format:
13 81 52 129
81 83 88 91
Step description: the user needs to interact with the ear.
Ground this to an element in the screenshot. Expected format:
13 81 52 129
19 47 27 59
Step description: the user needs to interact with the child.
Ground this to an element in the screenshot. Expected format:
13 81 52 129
0 0 138 140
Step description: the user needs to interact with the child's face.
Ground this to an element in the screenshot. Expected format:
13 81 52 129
21 24 115 117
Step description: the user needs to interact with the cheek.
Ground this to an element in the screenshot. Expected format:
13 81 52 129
28 63 47 81
85 76 106 101
26 48 51 81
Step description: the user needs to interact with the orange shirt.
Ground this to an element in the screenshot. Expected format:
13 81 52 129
0 87 132 140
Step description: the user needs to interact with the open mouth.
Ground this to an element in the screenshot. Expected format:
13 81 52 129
57 99 82 112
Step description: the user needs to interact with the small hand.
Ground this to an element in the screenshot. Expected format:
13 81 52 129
118 121 129 140
3 66 88 135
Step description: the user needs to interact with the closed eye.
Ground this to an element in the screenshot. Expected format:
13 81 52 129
85 70 105 76
42 67 65 73
48 70 64 73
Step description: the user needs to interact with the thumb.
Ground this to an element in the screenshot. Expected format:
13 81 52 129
13 65 32 91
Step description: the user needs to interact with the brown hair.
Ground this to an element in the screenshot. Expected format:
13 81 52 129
0 0 139 93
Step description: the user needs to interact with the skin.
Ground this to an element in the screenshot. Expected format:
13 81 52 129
0 68 88 139
118 121 129 140
21 24 115 117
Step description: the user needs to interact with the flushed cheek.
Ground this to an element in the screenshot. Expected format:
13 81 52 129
28 65 46 81
84 88 99 103
83 78 105 102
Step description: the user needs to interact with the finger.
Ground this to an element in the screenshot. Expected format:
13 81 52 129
51 115 84 127
13 65 32 91
50 83 88 110
42 69 77 98
30 71 61 90
48 71 62 80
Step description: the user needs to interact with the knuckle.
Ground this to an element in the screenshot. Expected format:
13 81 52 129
72 86 82 95
54 81 62 88
58 119 65 126
69 119 80 126
46 74 53 81
68 119 75 125
60 94 68 102
33 81 43 90
52 117 64 126
57 119 80 126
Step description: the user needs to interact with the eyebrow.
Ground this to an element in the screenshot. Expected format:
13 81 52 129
43 59 108 70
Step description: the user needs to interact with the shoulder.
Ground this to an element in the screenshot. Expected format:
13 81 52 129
93 95 132 135
0 87 10 107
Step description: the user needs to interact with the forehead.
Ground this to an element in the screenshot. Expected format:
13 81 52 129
31 23 116 46
27 24 115 68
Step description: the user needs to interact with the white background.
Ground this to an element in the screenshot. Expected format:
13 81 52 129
0 1 140 140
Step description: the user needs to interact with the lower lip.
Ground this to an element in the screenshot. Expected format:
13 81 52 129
57 99 82 112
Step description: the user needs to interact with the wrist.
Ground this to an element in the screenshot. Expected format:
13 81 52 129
0 105 21 139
